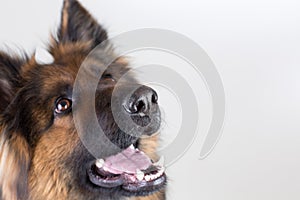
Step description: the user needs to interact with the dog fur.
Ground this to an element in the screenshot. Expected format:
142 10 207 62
0 0 166 199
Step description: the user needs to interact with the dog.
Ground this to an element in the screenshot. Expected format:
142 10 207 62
0 0 166 199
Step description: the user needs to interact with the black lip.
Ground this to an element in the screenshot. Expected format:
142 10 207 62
88 167 124 188
87 164 166 196
122 173 167 193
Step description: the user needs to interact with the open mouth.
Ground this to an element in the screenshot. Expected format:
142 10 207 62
87 144 166 195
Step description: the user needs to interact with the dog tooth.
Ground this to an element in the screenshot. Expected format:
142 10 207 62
156 173 161 178
154 156 165 167
152 174 157 180
160 168 165 176
158 169 164 176
156 173 160 178
136 169 144 181
95 159 105 168
103 166 109 172
145 175 151 182
129 144 135 150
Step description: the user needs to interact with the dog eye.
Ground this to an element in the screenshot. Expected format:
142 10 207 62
55 98 72 114
101 73 115 81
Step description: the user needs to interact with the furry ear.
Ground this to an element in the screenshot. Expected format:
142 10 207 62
0 52 24 113
0 129 30 200
0 52 29 200
57 0 108 47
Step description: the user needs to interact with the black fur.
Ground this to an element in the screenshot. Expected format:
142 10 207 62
0 52 25 112
58 0 108 47
0 1 165 199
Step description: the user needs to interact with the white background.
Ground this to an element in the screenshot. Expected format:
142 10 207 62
0 0 300 199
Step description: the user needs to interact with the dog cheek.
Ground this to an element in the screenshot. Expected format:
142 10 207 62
28 122 81 199
0 129 30 200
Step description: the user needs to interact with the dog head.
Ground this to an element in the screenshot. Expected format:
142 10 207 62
0 0 166 199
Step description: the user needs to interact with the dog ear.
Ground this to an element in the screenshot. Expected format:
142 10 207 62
0 52 24 113
57 0 108 47
0 130 30 200
0 52 29 200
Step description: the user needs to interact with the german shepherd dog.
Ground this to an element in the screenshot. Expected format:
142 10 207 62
0 0 166 199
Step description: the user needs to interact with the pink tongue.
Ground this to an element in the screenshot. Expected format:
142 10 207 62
103 146 152 174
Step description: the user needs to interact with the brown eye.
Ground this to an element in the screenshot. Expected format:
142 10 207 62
55 98 72 114
101 73 115 82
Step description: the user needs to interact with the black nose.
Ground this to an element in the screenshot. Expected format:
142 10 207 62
124 86 158 114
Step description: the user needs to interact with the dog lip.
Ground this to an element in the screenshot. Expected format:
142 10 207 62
87 165 166 194
122 173 167 193
88 166 124 188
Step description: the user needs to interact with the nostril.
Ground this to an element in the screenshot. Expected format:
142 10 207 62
124 99 146 114
151 92 158 104
126 102 138 114
136 100 146 113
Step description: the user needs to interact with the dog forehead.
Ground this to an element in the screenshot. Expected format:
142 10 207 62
26 54 131 99
36 63 106 95
40 65 76 85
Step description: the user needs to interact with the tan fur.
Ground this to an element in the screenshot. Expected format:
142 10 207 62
132 134 166 200
133 192 165 200
50 42 92 62
61 0 70 40
0 0 166 198
0 53 166 200
28 117 79 200
0 128 30 200
139 134 160 162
